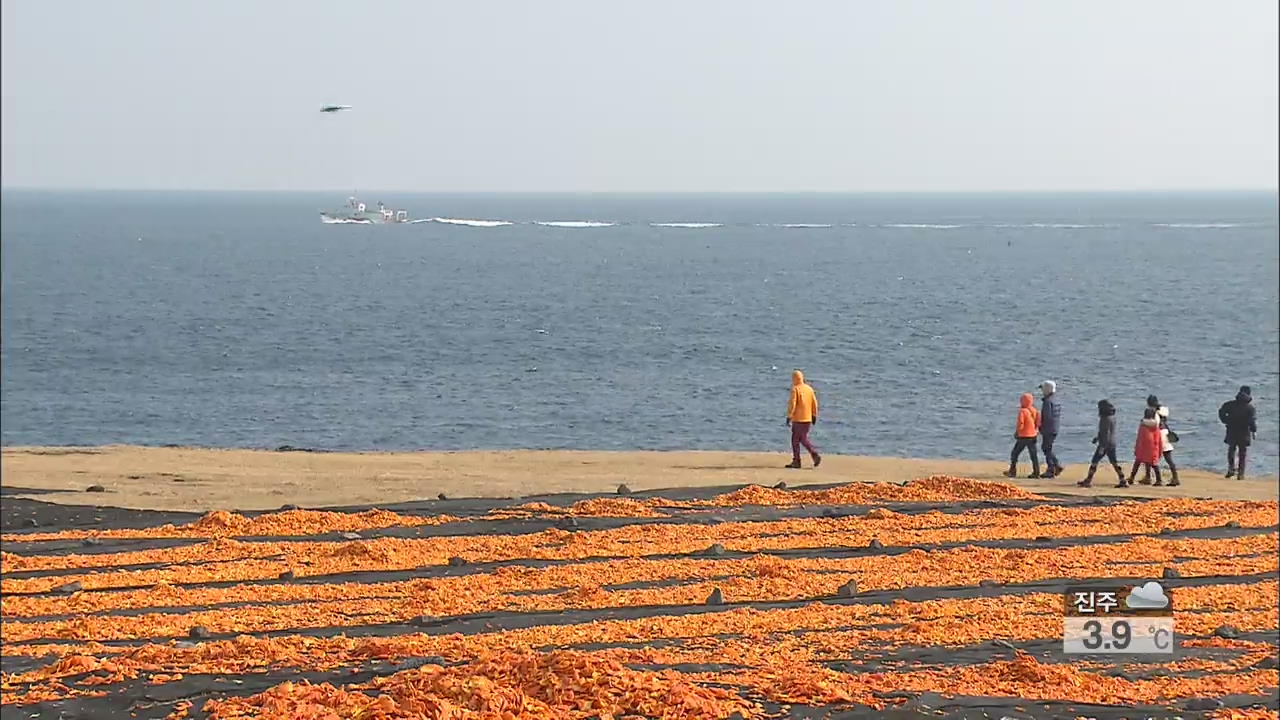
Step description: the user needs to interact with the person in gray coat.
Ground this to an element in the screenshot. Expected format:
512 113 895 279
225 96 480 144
1039 380 1063 477
1078 399 1123 487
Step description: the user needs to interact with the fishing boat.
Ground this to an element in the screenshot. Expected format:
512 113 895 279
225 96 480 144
320 197 410 224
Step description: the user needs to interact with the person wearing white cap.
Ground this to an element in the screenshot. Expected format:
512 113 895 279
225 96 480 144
1038 380 1063 477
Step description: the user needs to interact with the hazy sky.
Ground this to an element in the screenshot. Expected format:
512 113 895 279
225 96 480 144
2 1 1276 192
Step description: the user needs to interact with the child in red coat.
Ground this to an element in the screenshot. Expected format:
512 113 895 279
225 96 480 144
1122 407 1164 488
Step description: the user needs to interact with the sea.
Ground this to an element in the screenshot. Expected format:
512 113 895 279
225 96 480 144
2 190 1277 475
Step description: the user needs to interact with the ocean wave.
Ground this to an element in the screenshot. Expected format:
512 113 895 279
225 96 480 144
533 221 616 228
650 222 724 228
991 223 1105 229
883 223 965 229
765 223 833 228
431 217 514 227
1152 223 1248 229
408 218 435 224
321 217 372 225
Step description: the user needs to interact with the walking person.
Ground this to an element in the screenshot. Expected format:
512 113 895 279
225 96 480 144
1218 385 1257 479
1143 395 1180 487
1122 407 1164 488
1004 393 1042 479
1078 399 1124 487
1039 381 1063 477
785 369 821 469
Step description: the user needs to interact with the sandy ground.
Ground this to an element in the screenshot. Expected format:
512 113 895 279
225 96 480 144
1 446 1275 512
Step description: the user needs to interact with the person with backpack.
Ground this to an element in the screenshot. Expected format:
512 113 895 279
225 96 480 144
1078 399 1123 488
1218 385 1258 479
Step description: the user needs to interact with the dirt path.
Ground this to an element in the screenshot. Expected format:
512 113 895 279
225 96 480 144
2 446 1274 512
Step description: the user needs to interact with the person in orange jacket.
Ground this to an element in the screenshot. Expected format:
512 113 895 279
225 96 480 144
785 370 821 469
1003 393 1042 479
1123 407 1165 488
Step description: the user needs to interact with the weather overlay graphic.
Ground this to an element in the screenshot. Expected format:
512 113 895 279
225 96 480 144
1063 581 1175 654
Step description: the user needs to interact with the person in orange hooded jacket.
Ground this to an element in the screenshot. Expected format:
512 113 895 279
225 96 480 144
1122 407 1165 488
1003 393 1042 479
785 370 821 469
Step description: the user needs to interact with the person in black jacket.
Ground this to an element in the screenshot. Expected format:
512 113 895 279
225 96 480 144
1079 399 1123 488
1218 385 1258 479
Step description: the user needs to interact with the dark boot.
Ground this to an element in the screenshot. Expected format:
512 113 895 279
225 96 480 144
1112 464 1125 481
785 460 802 469
1003 465 1017 478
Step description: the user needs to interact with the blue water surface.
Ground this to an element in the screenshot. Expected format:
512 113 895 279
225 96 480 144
2 190 1276 473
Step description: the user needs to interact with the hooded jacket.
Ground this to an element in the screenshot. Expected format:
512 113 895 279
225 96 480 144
1016 393 1040 438
1219 390 1257 446
1039 386 1062 436
1095 401 1117 448
1134 417 1163 464
787 370 818 423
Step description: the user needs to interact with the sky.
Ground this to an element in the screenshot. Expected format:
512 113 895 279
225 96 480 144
2 0 1277 192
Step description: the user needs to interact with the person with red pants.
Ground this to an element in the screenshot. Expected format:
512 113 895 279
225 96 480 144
785 369 821 469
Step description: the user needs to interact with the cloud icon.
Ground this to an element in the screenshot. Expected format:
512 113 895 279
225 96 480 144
1125 581 1169 609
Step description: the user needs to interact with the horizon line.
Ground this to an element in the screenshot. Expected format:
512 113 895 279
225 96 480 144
3 186 1278 196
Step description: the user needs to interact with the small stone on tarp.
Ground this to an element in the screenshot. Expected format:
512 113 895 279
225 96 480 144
979 579 1002 588
447 556 467 567
400 656 443 669
705 588 725 605
1213 624 1239 639
279 570 296 580
1158 527 1173 535
280 504 300 511
1184 698 1223 711
557 517 579 529
991 639 1016 649
81 537 103 547
616 484 632 495
339 532 362 540
54 581 83 594
1162 567 1181 579
868 538 884 549
703 543 726 557
1225 520 1241 529
1033 535 1052 543
836 580 858 598
409 616 435 627
773 481 787 490
188 626 211 639
1251 655 1279 669
437 493 448 501
23 518 38 528
85 484 106 493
